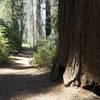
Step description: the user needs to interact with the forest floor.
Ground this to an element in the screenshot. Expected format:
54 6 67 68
0 48 100 100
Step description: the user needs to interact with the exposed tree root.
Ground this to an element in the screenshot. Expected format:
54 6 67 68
82 82 100 96
50 62 65 82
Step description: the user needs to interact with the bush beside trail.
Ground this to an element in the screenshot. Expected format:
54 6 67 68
0 26 11 63
30 36 56 68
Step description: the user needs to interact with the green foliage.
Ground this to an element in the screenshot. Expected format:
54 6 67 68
0 0 23 52
30 36 56 68
8 21 22 52
0 29 10 62
0 0 12 23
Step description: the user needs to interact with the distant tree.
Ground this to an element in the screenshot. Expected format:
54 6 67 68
45 0 51 36
34 0 41 35
22 0 34 47
9 0 24 51
51 0 58 37
33 0 41 46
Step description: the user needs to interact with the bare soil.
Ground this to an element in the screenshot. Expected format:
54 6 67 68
0 49 100 100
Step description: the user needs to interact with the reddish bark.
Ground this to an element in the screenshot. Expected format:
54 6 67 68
51 0 100 90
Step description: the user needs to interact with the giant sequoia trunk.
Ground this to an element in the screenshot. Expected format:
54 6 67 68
51 0 100 90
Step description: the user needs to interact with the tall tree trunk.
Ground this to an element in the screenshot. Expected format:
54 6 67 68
46 0 51 36
23 0 34 47
34 0 41 35
51 0 100 90
33 0 41 46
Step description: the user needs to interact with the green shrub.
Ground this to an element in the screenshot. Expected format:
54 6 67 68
0 30 10 63
30 36 56 68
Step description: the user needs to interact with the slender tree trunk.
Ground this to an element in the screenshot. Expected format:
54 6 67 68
33 0 41 46
51 0 100 90
34 0 41 35
46 0 51 36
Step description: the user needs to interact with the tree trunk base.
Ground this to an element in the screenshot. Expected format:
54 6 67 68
59 87 100 100
50 60 65 81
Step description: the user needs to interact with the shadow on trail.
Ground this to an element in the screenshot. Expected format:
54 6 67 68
0 47 62 100
0 72 62 100
0 65 33 70
12 50 33 58
0 47 33 70
0 62 33 70
12 47 34 58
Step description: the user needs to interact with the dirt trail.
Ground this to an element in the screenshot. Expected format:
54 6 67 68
0 49 100 100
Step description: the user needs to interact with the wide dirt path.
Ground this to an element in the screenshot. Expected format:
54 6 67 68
0 49 100 100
